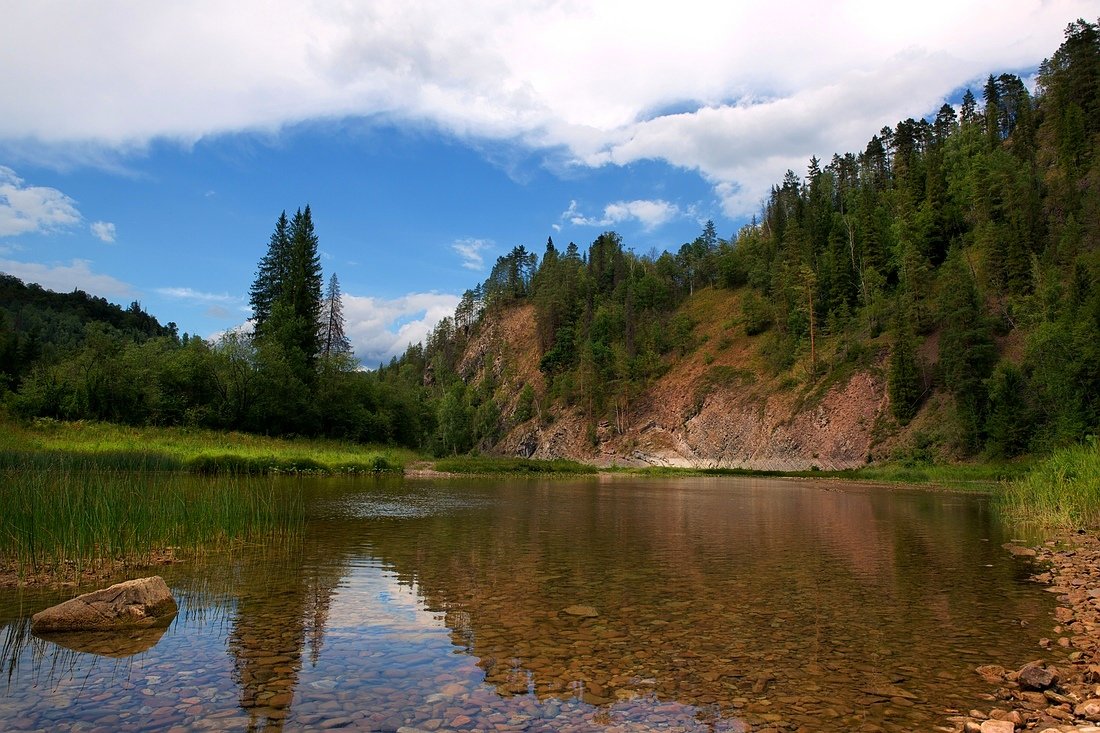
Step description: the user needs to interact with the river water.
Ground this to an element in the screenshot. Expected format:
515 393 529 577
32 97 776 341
0 476 1057 732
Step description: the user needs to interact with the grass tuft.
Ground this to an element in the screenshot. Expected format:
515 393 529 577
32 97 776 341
998 439 1100 528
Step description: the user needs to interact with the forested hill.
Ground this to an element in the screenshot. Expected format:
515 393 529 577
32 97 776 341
0 273 173 389
382 19 1100 465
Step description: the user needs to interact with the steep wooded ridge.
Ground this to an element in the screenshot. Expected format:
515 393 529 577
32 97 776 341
387 20 1100 467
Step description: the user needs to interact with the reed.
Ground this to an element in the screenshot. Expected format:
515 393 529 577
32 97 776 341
998 439 1100 528
0 458 304 578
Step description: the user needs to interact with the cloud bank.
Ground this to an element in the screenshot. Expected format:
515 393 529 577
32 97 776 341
343 291 461 366
0 1 1090 215
0 258 134 297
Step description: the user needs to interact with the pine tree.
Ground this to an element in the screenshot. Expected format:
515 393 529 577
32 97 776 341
319 272 352 359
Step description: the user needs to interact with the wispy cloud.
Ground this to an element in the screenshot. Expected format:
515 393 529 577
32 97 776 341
0 166 81 236
155 286 242 305
452 238 493 271
90 220 116 242
0 257 133 297
564 199 681 231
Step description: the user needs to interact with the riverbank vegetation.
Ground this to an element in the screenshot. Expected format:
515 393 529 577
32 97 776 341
999 439 1100 527
0 417 411 475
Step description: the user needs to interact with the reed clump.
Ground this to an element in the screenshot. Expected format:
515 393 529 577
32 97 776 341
999 439 1100 528
0 457 304 579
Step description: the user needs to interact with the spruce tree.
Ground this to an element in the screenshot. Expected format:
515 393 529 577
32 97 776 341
276 205 324 365
249 211 290 337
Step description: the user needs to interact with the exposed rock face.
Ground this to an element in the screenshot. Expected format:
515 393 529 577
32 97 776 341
476 304 891 470
31 576 177 634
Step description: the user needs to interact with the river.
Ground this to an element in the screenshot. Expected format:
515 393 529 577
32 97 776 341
0 475 1057 732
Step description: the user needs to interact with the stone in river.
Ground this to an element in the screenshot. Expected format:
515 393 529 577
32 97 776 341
1076 699 1100 722
1017 661 1057 691
562 605 599 618
31 576 177 633
979 720 1014 733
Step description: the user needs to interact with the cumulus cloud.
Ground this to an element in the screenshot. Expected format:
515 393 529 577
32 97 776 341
565 199 682 231
90 220 116 242
0 166 82 236
0 258 133 297
452 238 493 271
343 291 461 366
0 2 1090 215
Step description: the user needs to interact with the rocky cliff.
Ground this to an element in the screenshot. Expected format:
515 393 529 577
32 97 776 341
462 292 899 470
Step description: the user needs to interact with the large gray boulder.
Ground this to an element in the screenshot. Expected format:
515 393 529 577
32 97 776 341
31 576 177 634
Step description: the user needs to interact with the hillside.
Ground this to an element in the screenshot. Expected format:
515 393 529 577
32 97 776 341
388 20 1100 466
445 294 889 469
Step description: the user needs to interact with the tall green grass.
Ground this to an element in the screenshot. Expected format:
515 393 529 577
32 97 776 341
0 459 304 578
0 417 410 475
999 440 1100 528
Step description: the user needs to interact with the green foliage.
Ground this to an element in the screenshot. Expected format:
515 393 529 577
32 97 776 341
999 438 1100 527
888 310 924 424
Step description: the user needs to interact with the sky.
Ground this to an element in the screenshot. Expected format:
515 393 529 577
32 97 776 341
0 1 1092 365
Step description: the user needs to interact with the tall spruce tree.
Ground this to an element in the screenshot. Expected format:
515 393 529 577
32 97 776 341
249 206 324 385
249 211 290 337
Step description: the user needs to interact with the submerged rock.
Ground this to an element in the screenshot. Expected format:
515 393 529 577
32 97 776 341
561 605 599 618
31 576 177 634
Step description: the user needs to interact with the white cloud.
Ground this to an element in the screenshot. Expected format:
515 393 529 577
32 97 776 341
0 166 82 236
565 198 681 231
343 291 461 365
451 238 493 271
155 286 241 305
90 220 116 242
0 2 1090 215
0 258 133 297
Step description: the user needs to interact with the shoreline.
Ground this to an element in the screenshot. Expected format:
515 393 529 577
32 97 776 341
949 532 1100 733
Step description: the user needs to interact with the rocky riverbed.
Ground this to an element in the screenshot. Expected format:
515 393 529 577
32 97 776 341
948 532 1100 733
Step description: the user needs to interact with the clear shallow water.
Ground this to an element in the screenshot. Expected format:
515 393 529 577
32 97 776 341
0 476 1058 732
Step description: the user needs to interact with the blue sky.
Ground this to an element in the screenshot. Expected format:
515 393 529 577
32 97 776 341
0 1 1091 364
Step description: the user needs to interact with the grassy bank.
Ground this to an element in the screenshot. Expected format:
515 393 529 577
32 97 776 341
0 417 413 475
0 459 305 579
999 440 1100 528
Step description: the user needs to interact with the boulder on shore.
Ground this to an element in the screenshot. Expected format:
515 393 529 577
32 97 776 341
31 576 177 634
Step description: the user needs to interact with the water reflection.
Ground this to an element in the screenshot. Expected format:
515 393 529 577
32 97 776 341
0 476 1059 732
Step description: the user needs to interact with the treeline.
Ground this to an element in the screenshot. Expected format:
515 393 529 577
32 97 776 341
386 19 1100 458
0 274 173 392
0 208 431 444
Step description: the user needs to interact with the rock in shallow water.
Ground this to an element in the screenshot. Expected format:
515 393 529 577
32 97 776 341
31 576 177 633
